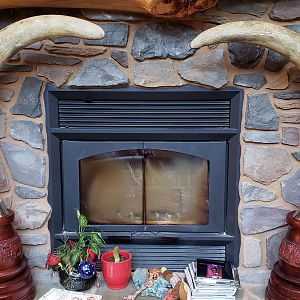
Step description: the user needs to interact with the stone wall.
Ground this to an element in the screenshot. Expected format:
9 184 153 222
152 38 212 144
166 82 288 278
0 1 299 296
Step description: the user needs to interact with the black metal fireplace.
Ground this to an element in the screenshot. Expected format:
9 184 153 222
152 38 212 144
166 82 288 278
45 84 243 270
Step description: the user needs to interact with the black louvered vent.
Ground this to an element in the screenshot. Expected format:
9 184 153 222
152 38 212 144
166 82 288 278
58 99 231 128
96 244 225 271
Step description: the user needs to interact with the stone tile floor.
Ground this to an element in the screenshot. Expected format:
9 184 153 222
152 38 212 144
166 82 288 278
34 274 266 299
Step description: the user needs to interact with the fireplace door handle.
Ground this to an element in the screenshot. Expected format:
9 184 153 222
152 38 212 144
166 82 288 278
130 231 157 239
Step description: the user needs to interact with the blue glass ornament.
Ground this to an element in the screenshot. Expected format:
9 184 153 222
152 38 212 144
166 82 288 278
78 261 96 279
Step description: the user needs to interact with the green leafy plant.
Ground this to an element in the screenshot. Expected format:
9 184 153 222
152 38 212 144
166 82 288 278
46 210 106 275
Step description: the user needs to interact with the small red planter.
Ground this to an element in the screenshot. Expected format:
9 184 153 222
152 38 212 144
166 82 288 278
101 250 132 290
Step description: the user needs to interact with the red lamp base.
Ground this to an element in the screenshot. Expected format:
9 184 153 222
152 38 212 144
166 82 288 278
266 211 300 300
0 210 35 300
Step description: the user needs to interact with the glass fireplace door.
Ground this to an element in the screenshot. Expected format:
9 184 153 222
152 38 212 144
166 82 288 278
145 150 208 225
80 149 209 226
62 141 227 233
80 150 144 225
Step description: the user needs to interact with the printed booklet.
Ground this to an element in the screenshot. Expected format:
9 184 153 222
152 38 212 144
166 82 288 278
38 288 102 300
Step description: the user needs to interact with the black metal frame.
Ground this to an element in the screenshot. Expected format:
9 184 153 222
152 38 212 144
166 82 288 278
45 84 243 267
62 140 227 232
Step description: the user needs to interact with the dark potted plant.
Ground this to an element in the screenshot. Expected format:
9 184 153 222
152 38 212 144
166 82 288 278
101 246 132 290
46 210 106 291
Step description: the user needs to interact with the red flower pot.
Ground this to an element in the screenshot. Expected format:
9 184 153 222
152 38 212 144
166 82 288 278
101 250 132 290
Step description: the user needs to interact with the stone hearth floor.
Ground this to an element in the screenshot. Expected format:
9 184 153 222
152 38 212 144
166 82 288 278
34 273 266 299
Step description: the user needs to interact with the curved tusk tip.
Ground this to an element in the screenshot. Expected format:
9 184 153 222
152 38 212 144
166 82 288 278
190 39 199 49
95 27 105 39
190 34 204 49
85 24 105 40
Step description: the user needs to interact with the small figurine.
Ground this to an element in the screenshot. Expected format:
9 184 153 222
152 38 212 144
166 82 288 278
124 267 188 300
132 268 148 289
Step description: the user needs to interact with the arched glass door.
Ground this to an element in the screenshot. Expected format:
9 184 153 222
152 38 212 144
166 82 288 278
80 149 209 226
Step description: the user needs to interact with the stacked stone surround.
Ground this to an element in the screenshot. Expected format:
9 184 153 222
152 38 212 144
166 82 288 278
0 1 299 296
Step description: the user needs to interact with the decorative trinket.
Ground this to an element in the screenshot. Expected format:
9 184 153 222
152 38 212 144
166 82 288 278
78 261 96 279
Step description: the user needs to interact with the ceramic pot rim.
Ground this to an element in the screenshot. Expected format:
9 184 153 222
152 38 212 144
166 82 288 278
0 209 14 226
101 250 132 264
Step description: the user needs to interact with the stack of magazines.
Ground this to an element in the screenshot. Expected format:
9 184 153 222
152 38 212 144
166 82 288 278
184 259 240 300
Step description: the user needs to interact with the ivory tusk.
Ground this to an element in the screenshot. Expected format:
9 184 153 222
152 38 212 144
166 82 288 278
0 15 104 69
191 21 300 70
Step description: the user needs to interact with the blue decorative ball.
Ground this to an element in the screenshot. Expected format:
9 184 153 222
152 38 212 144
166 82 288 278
78 261 96 279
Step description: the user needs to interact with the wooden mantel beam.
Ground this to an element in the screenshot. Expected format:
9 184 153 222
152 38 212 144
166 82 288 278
0 0 218 18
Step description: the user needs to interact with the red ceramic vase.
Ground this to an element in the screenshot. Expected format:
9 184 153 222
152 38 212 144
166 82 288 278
101 250 132 290
0 209 35 300
0 210 23 271
266 211 300 300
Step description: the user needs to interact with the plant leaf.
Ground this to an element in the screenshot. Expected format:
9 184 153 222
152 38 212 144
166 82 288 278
89 242 100 256
91 232 106 247
79 215 88 229
70 249 81 266
77 209 88 229
113 245 120 263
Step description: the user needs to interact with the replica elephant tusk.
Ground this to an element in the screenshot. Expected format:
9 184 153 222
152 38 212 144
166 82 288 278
0 15 104 69
191 21 300 70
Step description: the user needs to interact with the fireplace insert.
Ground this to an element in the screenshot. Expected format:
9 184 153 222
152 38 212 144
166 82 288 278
45 85 243 270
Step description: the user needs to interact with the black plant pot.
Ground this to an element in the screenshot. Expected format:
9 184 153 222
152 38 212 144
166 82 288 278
58 270 96 291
